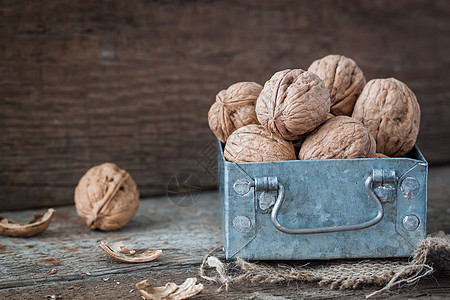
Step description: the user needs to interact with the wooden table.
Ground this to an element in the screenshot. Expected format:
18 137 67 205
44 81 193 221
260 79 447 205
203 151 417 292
1 167 449 299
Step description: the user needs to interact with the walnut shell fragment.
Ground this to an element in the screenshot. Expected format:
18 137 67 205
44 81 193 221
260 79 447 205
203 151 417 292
224 124 296 162
208 82 263 142
308 54 366 116
299 116 376 160
99 241 162 263
376 153 390 158
136 277 203 300
256 69 330 140
74 163 139 231
0 208 55 237
352 78 420 157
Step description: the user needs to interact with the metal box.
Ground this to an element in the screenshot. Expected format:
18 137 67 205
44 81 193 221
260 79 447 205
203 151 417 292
217 140 427 260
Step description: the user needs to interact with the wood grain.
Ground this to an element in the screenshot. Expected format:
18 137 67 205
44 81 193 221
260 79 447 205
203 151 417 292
1 0 449 209
0 193 222 290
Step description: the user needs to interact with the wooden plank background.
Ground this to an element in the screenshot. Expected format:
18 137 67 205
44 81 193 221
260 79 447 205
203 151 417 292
1 0 449 210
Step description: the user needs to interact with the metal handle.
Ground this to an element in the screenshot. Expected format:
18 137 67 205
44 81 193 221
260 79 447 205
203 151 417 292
271 175 384 234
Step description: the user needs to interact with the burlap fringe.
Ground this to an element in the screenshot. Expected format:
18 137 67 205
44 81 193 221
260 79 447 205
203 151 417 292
198 245 233 292
198 233 450 298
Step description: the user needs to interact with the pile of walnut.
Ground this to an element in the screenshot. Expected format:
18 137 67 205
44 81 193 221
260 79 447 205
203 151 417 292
208 54 421 162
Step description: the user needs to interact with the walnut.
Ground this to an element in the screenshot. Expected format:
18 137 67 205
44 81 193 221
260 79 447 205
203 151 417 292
352 78 420 157
255 69 330 140
299 116 376 160
74 163 139 231
308 55 366 116
99 241 162 263
376 153 390 158
208 82 263 142
136 278 203 300
0 208 55 237
224 124 296 162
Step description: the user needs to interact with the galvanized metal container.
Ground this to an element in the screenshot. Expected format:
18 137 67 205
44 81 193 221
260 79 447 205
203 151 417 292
217 140 427 260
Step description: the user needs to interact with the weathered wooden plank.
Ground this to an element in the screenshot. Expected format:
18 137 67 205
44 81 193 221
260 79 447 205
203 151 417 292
0 271 447 300
1 0 449 210
0 192 222 290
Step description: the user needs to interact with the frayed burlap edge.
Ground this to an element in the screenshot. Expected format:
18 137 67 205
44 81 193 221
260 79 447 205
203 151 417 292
199 233 450 298
198 245 233 292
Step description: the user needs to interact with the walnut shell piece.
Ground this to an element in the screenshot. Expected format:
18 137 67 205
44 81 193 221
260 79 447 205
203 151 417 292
99 241 162 263
256 69 330 140
308 54 366 116
0 208 55 237
74 163 139 231
224 124 296 162
208 82 263 142
136 277 204 300
299 116 376 160
352 78 420 157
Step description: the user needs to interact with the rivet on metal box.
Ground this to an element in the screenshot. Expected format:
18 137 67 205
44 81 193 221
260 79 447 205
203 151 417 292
217 140 427 260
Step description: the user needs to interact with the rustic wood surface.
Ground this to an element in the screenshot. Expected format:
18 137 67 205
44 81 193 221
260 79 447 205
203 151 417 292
0 166 449 299
1 0 450 210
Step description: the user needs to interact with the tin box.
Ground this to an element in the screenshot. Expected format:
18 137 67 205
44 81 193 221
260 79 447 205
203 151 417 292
217 140 427 260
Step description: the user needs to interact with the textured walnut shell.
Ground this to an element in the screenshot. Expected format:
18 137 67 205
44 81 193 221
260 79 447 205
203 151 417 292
208 82 263 142
136 278 204 300
0 208 55 237
308 55 366 116
256 69 330 140
224 124 296 162
74 163 139 231
99 241 162 263
352 78 420 157
299 116 376 160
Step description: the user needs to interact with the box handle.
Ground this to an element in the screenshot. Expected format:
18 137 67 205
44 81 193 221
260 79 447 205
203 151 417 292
271 174 384 234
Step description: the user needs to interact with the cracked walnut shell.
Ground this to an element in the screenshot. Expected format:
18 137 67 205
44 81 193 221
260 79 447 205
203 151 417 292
308 54 366 116
99 241 162 263
208 82 263 142
74 163 139 231
299 116 376 160
256 69 330 140
0 208 55 237
352 78 420 157
224 124 296 162
136 277 203 300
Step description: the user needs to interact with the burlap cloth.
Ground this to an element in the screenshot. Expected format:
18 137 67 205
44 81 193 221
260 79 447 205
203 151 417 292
199 232 450 298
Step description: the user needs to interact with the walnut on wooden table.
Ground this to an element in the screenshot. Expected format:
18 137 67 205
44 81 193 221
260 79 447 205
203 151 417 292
74 163 139 231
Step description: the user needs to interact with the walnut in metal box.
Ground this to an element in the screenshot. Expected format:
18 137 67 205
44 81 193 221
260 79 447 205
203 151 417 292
217 140 427 260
